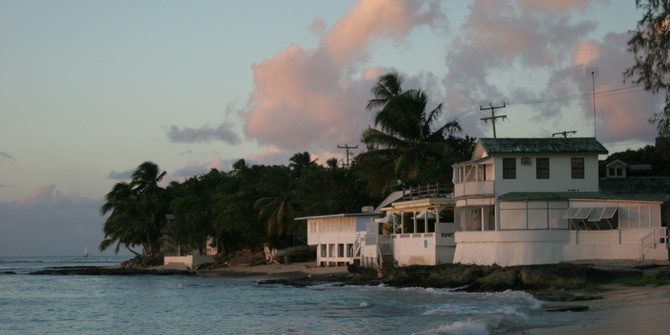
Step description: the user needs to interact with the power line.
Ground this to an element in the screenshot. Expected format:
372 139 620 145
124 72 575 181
506 85 643 106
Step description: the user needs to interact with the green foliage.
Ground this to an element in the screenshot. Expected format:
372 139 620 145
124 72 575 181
625 0 670 136
607 143 670 175
356 72 474 197
99 161 168 256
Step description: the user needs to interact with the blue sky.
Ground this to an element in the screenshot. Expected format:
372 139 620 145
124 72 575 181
0 0 662 256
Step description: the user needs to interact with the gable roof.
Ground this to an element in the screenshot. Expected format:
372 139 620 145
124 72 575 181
475 138 608 157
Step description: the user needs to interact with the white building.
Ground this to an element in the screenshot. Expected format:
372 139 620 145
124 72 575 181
300 137 669 268
296 212 379 266
452 137 669 266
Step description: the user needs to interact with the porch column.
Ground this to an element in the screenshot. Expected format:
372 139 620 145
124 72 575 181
481 207 485 231
413 210 417 233
401 213 405 234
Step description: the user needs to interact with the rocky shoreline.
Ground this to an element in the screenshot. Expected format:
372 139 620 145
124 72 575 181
25 261 670 304
28 266 195 276
258 262 670 302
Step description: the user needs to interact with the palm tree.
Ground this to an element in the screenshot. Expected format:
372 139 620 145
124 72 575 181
357 73 461 196
99 161 167 256
253 166 297 247
288 151 317 179
99 182 144 256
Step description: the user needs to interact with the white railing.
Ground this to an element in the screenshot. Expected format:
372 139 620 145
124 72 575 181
454 180 494 197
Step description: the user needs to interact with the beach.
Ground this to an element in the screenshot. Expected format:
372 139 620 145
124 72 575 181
154 260 670 334
525 284 670 334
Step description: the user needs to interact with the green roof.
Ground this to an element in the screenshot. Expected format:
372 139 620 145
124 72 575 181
498 192 669 202
479 138 608 155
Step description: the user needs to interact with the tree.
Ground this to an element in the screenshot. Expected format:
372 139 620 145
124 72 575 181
253 165 298 247
624 0 670 136
166 171 220 254
288 151 318 179
99 161 167 256
99 182 144 255
357 72 462 196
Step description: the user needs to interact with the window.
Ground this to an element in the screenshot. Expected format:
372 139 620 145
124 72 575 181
521 157 531 166
536 158 550 179
571 158 584 179
503 158 516 179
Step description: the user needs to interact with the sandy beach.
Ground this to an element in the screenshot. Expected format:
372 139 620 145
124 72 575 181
525 284 670 334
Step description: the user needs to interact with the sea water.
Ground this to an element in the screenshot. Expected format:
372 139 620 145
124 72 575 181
0 256 567 334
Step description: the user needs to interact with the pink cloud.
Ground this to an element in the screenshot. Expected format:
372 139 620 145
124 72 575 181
244 0 444 159
322 0 443 65
517 0 607 14
572 40 601 66
23 185 57 205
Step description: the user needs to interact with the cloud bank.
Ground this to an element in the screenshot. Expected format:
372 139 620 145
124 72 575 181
0 185 106 257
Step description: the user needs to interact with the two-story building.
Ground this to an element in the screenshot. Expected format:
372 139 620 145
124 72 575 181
452 137 669 265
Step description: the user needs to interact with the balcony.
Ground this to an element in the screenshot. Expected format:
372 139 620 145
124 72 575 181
454 180 494 197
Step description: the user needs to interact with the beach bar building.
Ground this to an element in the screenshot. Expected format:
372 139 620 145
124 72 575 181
363 186 456 267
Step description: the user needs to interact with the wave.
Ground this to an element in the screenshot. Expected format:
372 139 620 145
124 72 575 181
414 318 491 335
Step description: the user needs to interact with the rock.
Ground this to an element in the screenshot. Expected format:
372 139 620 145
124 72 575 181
29 267 195 276
471 268 520 291
542 304 590 312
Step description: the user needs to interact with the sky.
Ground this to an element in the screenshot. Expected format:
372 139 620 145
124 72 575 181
0 0 663 257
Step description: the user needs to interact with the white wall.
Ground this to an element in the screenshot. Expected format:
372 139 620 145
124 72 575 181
493 155 600 194
454 229 669 266
164 255 213 268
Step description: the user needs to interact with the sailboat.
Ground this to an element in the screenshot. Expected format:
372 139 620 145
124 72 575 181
83 245 89 257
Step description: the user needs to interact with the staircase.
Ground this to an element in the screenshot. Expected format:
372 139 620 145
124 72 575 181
350 233 363 265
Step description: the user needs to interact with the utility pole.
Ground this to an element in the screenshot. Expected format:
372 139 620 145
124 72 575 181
588 67 598 138
337 144 358 168
552 130 577 138
480 103 507 138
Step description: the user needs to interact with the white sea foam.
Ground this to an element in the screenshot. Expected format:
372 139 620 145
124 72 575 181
414 319 490 335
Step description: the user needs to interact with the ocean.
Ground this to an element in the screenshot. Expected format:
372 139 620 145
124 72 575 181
0 256 569 334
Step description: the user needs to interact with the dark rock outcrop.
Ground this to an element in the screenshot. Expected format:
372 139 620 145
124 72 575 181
29 267 195 276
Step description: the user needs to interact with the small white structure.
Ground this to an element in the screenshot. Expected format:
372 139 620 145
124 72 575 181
452 138 669 266
296 212 379 266
605 159 627 178
163 237 217 269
